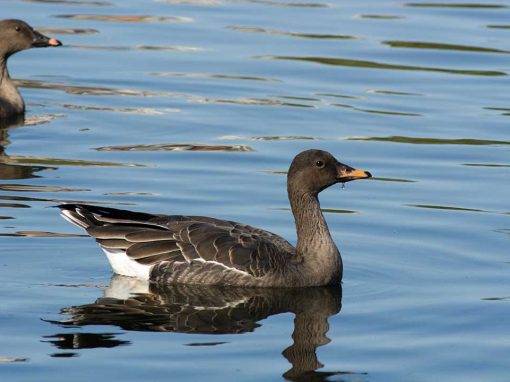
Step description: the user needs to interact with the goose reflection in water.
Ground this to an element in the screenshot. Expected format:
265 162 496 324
45 275 354 381
0 119 57 180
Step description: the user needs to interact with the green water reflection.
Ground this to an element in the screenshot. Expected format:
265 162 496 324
348 136 510 145
404 3 507 8
383 41 510 54
263 56 507 76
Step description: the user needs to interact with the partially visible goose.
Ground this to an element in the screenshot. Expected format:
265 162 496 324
0 19 62 122
58 149 371 287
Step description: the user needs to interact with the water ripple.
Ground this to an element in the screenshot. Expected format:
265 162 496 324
104 192 157 196
198 97 315 108
408 204 489 213
0 195 134 205
383 40 510 54
239 0 330 8
346 264 397 300
36 28 99 35
62 104 178 115
367 89 422 96
484 107 510 116
24 0 111 5
348 136 510 145
487 24 510 29
95 143 255 152
24 114 66 126
17 79 319 108
356 14 404 19
0 184 89 193
332 103 421 117
69 45 202 52
228 25 356 39
482 296 510 301
16 79 178 97
55 15 193 23
150 72 281 82
217 135 319 141
5 155 145 167
316 92 362 100
260 55 507 76
250 135 319 141
404 2 507 9
463 163 510 168
371 177 416 183
157 0 223 4
0 163 56 179
0 203 30 208
0 358 28 363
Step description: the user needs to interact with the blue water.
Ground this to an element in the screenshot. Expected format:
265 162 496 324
0 0 509 381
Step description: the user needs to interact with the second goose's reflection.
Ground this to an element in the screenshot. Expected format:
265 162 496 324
0 119 56 180
48 276 343 380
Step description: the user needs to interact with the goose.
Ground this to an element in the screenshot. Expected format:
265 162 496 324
58 149 371 287
0 19 61 122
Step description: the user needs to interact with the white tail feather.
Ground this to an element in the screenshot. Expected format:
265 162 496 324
61 208 152 280
101 248 151 280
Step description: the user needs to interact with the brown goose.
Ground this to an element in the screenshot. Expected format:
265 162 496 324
0 19 61 122
58 149 371 287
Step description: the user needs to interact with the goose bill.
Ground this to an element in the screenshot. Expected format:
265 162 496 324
336 166 371 183
32 31 62 47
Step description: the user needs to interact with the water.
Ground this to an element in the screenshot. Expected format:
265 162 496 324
0 0 509 380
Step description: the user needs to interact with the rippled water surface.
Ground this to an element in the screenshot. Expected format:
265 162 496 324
1 0 509 381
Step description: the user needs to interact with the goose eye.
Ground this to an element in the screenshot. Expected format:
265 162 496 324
315 160 325 168
15 25 21 32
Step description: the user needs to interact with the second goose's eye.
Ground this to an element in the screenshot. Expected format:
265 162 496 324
15 25 21 32
315 160 325 168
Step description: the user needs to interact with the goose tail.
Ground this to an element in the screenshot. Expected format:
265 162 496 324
56 204 152 280
57 204 97 229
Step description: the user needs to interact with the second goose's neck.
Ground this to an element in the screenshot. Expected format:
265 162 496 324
0 57 25 116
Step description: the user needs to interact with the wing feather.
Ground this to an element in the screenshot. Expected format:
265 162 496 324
126 230 174 242
127 241 178 259
59 204 296 279
96 238 131 249
176 242 200 261
86 225 145 239
137 252 183 265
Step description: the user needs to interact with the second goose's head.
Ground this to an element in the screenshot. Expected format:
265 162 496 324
0 19 61 58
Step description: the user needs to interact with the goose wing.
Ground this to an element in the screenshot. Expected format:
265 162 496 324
59 204 296 278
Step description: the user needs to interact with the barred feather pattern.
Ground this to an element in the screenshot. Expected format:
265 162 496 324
58 204 300 287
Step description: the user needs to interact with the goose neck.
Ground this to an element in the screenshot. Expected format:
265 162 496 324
288 190 334 254
0 57 25 115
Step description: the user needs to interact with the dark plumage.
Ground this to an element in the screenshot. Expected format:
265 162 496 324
0 19 62 122
58 149 371 287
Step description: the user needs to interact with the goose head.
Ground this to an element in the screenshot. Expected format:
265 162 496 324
287 149 371 196
0 19 61 58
